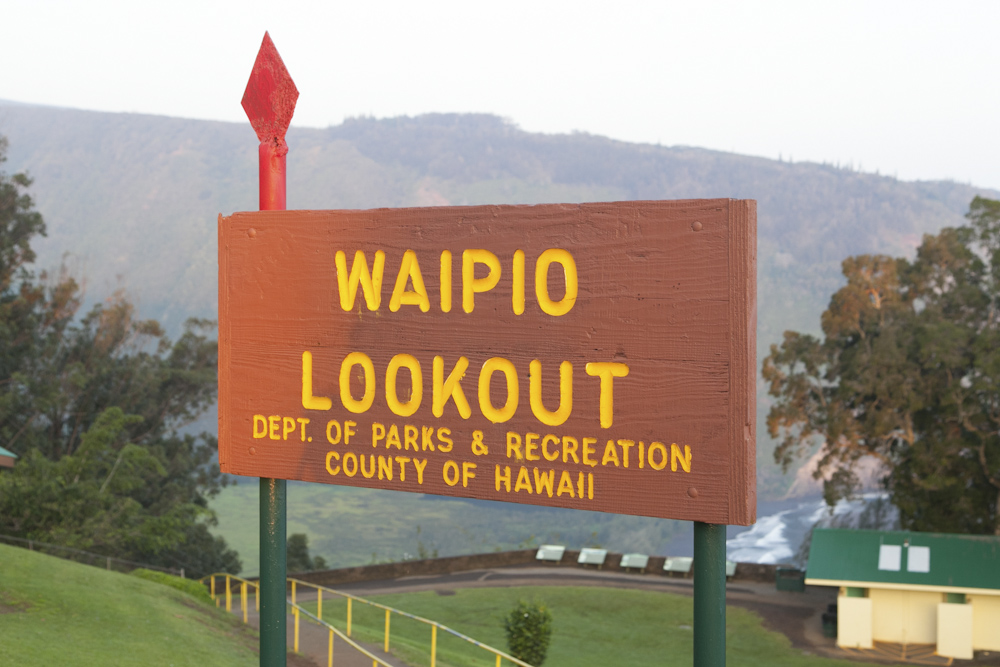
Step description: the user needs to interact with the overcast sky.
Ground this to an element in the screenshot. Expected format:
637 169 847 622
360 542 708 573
3 0 998 190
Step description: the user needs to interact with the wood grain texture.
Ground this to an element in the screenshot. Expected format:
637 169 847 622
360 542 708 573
218 214 232 472
727 200 757 525
218 199 756 524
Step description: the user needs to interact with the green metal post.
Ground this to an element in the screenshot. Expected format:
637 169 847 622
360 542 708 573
693 522 726 667
260 477 287 666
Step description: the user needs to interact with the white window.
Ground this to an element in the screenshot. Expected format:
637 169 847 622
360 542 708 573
907 546 930 573
878 544 902 571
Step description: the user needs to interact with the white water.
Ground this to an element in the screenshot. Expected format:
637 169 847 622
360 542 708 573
725 494 898 565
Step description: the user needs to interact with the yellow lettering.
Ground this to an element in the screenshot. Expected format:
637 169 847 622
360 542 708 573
282 417 296 440
268 416 280 440
412 458 428 484
421 426 436 451
533 468 555 497
541 435 560 462
601 440 620 467
372 422 385 448
562 436 579 464
385 354 422 417
462 249 501 313
582 437 598 467
495 465 511 492
471 430 488 456
253 415 267 439
395 456 411 481
342 452 359 477
462 462 477 487
386 424 402 449
556 471 575 497
506 432 523 460
336 250 385 311
618 439 634 468
649 442 668 471
529 360 572 426
443 460 460 486
440 250 452 313
478 357 518 423
577 471 585 498
535 249 578 316
360 454 376 479
340 352 375 414
514 466 533 493
588 473 594 500
301 351 333 411
436 427 453 452
325 452 341 475
671 443 692 473
377 455 393 481
345 421 356 444
512 249 525 315
296 418 309 442
432 356 472 419
326 420 342 445
525 433 540 461
638 441 645 469
404 425 419 451
585 362 629 428
389 250 430 312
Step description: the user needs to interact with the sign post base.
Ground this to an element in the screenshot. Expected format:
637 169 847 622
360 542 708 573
260 477 287 667
694 522 726 667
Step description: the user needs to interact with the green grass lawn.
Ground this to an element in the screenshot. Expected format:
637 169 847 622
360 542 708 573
0 543 258 667
298 586 881 667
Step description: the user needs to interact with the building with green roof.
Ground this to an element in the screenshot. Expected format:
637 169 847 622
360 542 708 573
0 445 17 469
806 528 1000 660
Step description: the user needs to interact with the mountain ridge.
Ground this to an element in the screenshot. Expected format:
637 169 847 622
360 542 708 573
2 100 997 499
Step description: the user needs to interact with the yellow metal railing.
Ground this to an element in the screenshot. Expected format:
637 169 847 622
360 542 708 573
202 573 393 667
201 573 534 667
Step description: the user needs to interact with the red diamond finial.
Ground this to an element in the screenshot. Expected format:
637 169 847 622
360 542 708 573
242 32 299 142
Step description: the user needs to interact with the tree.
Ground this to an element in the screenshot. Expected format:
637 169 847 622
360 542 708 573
763 197 1000 535
287 533 327 572
0 135 239 576
504 600 553 666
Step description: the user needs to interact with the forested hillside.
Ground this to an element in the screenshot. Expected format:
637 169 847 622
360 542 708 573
2 100 995 502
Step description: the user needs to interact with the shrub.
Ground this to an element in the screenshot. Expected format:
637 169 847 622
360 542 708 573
131 568 214 604
504 599 553 666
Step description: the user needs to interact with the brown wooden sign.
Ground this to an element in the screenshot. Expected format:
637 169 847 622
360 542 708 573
218 199 756 525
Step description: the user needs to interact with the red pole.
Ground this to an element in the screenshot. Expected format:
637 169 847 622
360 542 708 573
241 31 298 667
243 30 298 213
258 140 287 211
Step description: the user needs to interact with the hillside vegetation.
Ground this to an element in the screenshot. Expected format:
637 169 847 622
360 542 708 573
1 102 996 557
214 481 685 574
0 543 257 666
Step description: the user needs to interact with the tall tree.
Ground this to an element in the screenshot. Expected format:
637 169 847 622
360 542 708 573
763 197 1000 535
0 136 239 575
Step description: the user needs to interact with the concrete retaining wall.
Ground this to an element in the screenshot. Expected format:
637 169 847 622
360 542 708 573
289 550 780 587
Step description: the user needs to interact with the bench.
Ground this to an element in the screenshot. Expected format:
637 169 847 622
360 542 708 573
535 545 566 562
620 553 649 572
663 556 694 576
577 548 607 568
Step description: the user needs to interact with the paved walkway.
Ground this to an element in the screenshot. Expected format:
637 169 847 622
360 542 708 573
230 598 407 667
